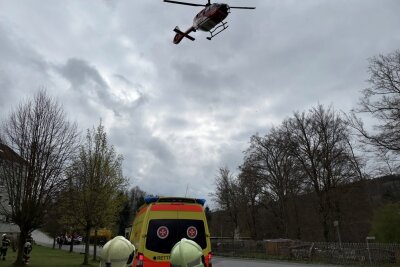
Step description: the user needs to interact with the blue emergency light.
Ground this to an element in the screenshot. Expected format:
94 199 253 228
144 196 159 204
195 199 206 205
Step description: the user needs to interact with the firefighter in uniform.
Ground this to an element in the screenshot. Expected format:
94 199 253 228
0 234 11 260
170 238 205 267
23 239 33 264
99 236 135 267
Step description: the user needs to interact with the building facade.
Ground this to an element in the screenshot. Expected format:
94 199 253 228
0 143 21 236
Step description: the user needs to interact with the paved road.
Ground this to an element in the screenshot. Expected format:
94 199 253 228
32 230 339 267
213 257 341 267
32 230 102 255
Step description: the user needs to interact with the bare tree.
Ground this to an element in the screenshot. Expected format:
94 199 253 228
213 167 240 232
0 90 77 265
63 121 127 265
129 186 146 218
350 50 400 174
116 186 146 237
244 129 304 237
237 163 264 239
282 104 363 241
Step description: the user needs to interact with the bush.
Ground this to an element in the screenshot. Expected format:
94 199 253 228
371 203 400 243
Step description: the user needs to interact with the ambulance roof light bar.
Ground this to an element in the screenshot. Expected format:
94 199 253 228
144 196 206 206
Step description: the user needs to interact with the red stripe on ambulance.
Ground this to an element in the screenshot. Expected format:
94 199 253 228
150 204 203 212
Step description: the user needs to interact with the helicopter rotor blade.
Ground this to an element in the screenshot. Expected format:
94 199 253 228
164 0 206 7
229 6 256 9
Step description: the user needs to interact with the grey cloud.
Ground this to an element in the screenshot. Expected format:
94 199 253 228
55 58 122 116
0 24 50 74
57 58 108 90
172 61 223 102
113 126 176 166
112 74 149 108
113 74 133 86
169 60 249 107
0 71 12 109
108 119 176 183
146 138 176 165
103 0 119 9
0 23 52 120
164 117 189 130
55 58 147 117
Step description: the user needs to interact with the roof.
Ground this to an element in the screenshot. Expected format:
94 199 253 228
0 222 20 234
0 143 26 164
144 196 206 206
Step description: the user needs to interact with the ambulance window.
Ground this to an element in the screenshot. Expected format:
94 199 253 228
180 220 207 249
146 219 206 253
157 198 196 203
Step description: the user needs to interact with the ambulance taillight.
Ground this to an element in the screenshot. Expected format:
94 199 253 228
137 252 144 267
207 252 213 267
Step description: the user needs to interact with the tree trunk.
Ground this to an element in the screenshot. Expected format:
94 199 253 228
293 199 302 239
322 214 329 241
69 236 74 252
93 229 97 261
15 228 29 266
251 208 258 239
279 199 289 238
317 191 332 241
319 198 331 241
83 224 91 265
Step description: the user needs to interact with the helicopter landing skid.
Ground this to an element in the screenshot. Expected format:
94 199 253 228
206 21 229 40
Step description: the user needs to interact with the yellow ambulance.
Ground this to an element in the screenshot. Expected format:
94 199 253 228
129 197 212 267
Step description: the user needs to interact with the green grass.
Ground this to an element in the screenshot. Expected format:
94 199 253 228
3 245 99 267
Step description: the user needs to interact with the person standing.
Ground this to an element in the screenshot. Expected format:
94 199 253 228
23 239 33 264
170 238 205 267
99 236 135 267
0 234 11 260
56 236 62 249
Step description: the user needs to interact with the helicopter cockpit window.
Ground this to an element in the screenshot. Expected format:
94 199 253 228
195 10 205 18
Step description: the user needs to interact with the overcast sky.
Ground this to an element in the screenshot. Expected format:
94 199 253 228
0 0 399 208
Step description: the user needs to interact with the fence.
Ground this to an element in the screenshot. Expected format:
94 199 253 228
211 238 400 266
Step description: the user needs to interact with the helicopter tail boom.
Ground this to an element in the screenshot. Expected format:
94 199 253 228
173 26 195 44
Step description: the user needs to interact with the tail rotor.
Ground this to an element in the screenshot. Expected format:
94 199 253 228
173 26 195 44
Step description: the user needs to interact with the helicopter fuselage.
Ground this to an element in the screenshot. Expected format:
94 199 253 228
165 0 254 44
193 3 229 31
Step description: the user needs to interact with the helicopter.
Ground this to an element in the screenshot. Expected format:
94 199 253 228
164 0 255 44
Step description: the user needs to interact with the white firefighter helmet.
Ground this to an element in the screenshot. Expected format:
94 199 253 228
99 236 135 267
170 238 204 267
